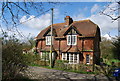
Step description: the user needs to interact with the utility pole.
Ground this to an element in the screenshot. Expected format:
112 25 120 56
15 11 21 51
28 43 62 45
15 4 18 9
50 8 53 68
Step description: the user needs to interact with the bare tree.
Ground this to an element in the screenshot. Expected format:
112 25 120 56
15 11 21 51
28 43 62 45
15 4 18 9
100 1 120 21
0 1 62 34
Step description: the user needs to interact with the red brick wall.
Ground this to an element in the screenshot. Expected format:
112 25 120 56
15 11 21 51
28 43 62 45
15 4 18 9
36 35 100 65
83 39 94 50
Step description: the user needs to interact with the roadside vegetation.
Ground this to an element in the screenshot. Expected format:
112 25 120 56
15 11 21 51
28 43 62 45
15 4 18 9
30 60 95 74
2 32 36 81
100 37 120 67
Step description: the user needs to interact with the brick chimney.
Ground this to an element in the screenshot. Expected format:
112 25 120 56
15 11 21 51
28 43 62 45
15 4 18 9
64 16 73 26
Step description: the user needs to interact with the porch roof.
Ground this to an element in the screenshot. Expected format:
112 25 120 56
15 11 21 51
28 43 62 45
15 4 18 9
62 46 81 52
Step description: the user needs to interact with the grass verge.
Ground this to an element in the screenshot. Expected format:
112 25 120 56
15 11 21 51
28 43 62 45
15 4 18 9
29 63 95 74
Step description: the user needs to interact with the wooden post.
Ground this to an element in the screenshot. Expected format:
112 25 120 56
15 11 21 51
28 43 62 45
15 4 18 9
50 8 53 68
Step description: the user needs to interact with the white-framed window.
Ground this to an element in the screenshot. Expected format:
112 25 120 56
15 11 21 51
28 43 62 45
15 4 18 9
86 54 90 64
41 52 49 61
46 36 51 45
62 53 79 64
69 54 73 63
67 35 77 45
62 53 67 60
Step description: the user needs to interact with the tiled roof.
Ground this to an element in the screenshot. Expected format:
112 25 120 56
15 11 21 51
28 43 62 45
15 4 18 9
36 19 99 39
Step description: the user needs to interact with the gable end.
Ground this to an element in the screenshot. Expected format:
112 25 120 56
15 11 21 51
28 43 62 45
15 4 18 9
64 26 82 36
43 28 57 37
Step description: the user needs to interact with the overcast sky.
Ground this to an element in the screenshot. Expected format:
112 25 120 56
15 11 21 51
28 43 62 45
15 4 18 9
1 1 119 40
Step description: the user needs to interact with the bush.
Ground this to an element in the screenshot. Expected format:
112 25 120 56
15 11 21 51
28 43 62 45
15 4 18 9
54 60 68 70
34 60 50 66
54 60 93 74
2 33 35 80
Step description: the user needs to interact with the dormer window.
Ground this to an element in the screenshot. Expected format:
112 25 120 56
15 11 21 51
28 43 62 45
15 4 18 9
67 35 77 45
46 36 51 45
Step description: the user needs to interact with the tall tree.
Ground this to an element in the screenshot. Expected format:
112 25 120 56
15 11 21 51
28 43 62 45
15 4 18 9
100 37 114 60
112 37 120 60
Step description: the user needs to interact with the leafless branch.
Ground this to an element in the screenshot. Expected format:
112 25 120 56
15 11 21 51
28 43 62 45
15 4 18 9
100 1 120 21
7 4 16 24
12 2 30 15
101 11 120 20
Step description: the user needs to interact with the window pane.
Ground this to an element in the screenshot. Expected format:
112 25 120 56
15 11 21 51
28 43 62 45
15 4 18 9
74 54 77 60
67 35 71 45
71 35 77 45
72 36 75 44
71 36 73 44
69 54 73 63
62 53 67 60
67 53 69 60
63 53 65 60
46 36 52 45
41 52 49 61
74 54 77 63
67 35 77 45
74 36 75 44
86 54 90 64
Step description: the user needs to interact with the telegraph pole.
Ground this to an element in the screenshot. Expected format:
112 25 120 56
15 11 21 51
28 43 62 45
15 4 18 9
50 8 53 68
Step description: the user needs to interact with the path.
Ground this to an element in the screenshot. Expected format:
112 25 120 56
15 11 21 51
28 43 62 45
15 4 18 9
21 66 116 81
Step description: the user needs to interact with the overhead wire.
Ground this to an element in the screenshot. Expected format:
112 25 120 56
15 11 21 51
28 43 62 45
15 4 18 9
14 9 51 28
12 8 51 38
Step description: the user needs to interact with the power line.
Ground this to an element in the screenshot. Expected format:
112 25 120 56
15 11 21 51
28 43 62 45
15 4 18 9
13 9 51 28
9 9 51 38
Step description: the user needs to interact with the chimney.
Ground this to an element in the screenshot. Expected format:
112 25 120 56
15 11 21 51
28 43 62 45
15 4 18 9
64 16 73 26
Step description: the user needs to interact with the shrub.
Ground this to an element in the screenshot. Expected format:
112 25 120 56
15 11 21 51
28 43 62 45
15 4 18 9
54 60 93 73
2 33 35 80
54 60 68 70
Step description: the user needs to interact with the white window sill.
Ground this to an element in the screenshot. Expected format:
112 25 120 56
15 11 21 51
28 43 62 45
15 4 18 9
86 63 90 65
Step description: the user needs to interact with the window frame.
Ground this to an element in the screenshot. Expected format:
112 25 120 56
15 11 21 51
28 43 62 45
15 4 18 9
62 53 79 64
62 53 67 60
86 54 90 64
67 35 77 45
40 52 49 61
46 36 51 45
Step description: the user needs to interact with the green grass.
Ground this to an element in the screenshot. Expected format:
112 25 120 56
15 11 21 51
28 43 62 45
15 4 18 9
29 63 51 69
111 59 120 62
106 59 120 65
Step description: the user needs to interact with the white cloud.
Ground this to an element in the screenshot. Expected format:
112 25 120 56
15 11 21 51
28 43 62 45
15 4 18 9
73 2 118 36
54 8 60 19
87 14 118 35
20 8 60 30
103 2 118 16
91 4 100 14
73 14 85 21
20 13 51 30
73 13 118 36
89 3 118 35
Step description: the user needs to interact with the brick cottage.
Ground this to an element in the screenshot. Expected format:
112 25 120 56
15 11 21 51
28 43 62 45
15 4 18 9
35 16 101 65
